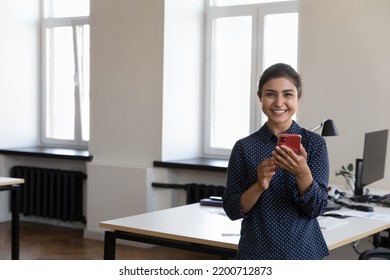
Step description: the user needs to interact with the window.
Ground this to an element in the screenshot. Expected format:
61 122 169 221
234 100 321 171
204 0 298 157
41 0 90 148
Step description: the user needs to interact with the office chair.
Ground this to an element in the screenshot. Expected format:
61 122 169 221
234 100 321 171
358 248 390 260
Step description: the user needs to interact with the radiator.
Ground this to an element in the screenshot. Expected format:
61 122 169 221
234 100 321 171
10 166 87 223
185 183 225 204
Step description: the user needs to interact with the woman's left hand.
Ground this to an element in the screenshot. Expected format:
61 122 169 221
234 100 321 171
272 144 307 174
272 144 313 194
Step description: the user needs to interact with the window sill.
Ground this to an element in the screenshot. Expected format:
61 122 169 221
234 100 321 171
0 146 93 161
153 157 228 173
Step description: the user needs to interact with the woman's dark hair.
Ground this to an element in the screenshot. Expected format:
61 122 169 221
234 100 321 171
257 63 302 99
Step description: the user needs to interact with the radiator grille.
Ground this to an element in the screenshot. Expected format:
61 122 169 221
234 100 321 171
185 183 225 204
10 166 87 223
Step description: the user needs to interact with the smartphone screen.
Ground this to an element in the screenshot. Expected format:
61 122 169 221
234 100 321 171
277 134 302 155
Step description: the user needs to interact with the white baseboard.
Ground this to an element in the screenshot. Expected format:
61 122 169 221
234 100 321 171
20 215 86 229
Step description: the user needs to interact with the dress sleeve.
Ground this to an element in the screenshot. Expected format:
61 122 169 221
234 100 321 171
294 135 329 218
222 141 248 220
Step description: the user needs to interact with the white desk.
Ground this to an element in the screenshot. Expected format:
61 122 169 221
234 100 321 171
100 202 390 259
0 177 25 260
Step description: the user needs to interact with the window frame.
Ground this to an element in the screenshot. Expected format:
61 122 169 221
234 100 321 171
41 6 89 148
203 1 298 158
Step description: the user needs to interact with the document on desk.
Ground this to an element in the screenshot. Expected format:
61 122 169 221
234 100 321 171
317 216 349 230
207 209 242 237
339 210 390 221
208 209 228 217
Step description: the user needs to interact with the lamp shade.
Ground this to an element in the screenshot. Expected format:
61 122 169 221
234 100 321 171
321 119 339 136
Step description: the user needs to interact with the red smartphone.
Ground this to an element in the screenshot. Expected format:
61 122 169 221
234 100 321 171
277 134 302 155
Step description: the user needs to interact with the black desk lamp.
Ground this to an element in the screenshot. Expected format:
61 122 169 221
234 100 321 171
311 119 339 136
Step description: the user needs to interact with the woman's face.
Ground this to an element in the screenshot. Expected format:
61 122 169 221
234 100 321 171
260 77 299 131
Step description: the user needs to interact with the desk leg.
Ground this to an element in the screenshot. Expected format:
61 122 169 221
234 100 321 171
104 231 116 260
11 185 20 260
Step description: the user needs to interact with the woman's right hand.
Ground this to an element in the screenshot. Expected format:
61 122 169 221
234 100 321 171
256 157 278 192
241 157 278 214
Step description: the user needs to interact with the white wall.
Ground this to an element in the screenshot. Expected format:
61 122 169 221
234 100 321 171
89 1 164 167
298 0 390 188
0 0 40 221
86 0 165 237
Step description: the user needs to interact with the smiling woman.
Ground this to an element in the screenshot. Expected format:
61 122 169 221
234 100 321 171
259 77 299 136
222 63 330 260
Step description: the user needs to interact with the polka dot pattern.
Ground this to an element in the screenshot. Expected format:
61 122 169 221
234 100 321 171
223 121 330 260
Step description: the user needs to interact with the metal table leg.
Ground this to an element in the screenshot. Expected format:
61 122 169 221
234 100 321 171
10 185 21 260
104 231 116 260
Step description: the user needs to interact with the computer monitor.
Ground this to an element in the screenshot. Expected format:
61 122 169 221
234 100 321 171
354 129 388 200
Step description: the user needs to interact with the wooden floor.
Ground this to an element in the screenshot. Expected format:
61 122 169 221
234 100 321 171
1 220 378 260
0 221 218 260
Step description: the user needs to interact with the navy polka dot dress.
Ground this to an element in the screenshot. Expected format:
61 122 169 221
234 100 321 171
223 121 330 260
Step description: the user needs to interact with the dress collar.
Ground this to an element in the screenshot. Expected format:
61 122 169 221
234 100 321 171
258 121 302 143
